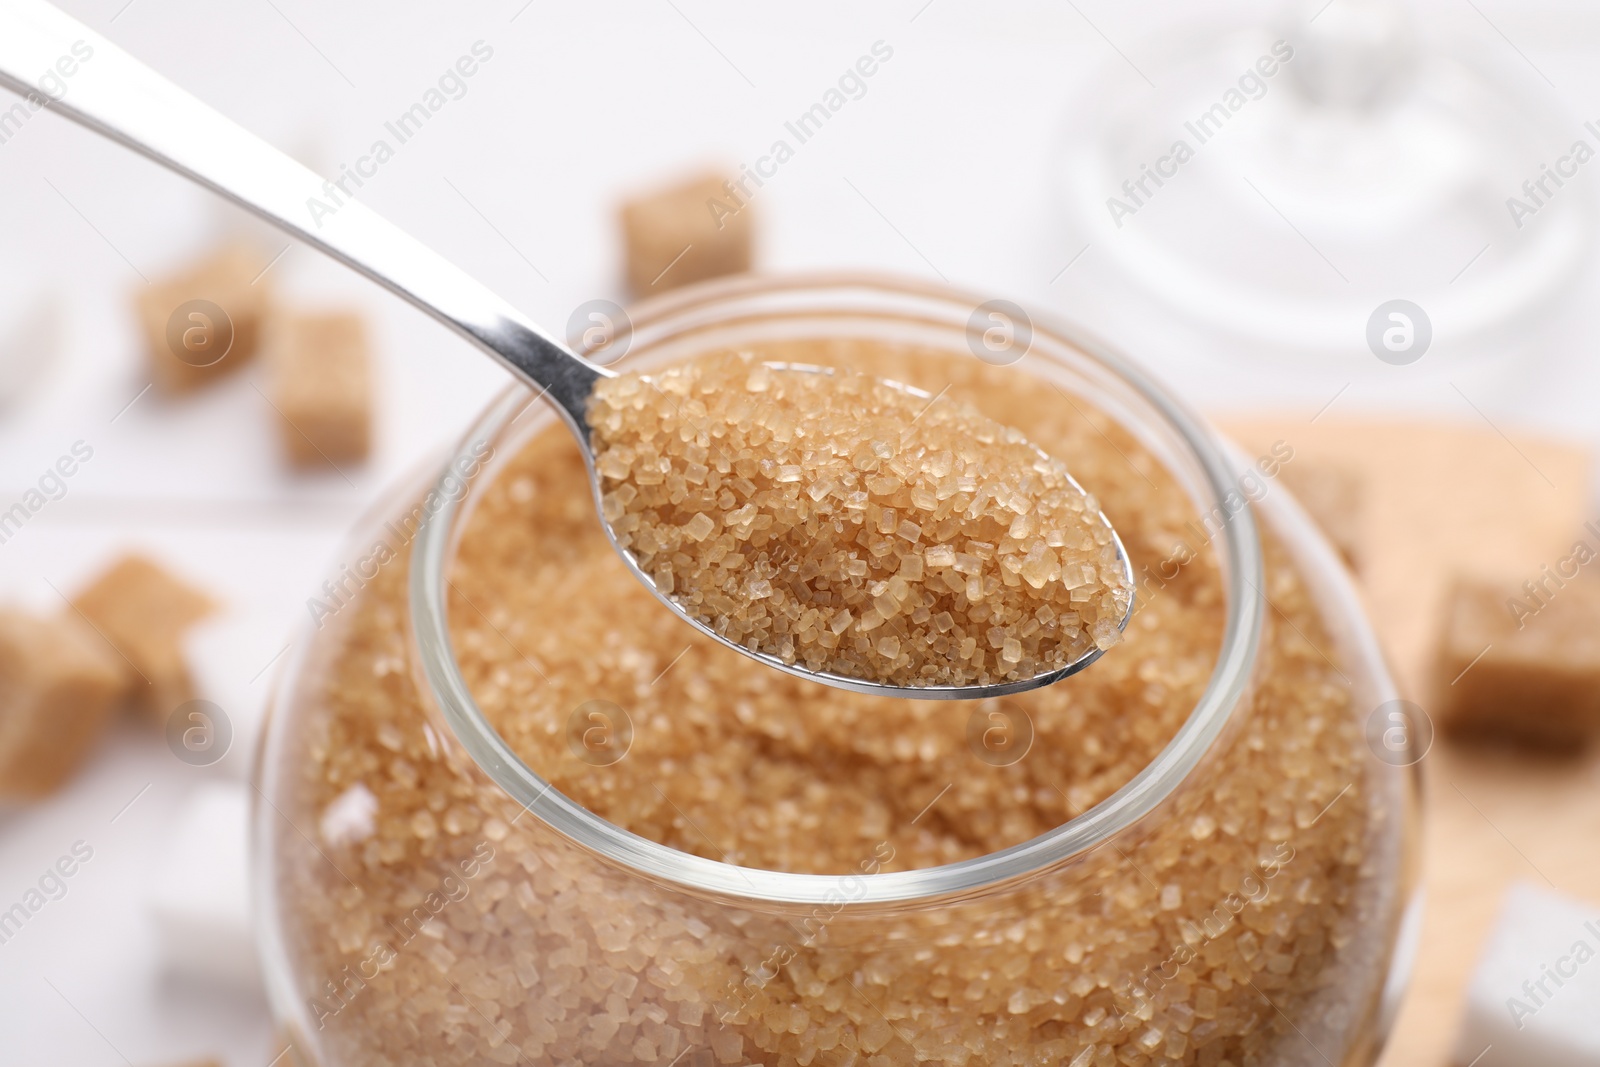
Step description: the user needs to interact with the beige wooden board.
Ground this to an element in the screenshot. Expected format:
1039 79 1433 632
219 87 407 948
1217 416 1598 1067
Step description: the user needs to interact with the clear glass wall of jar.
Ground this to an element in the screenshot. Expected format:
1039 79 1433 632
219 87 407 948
253 276 1421 1067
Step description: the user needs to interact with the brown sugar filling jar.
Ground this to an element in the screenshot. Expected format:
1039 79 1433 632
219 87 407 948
255 277 1421 1067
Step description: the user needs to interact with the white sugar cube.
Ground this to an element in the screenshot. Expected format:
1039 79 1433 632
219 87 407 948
147 780 259 989
1453 882 1600 1067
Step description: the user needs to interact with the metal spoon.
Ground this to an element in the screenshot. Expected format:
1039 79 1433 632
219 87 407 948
0 0 1133 699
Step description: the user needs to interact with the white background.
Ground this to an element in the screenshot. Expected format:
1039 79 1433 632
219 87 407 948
1 0 1598 1063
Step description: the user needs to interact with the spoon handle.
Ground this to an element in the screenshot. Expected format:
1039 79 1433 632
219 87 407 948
0 0 606 434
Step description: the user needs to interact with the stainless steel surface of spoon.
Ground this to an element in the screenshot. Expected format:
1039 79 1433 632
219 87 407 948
0 0 1133 699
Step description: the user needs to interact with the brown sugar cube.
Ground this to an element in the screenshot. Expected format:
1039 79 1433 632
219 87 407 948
619 172 752 295
70 554 216 722
135 242 273 393
268 311 373 468
1279 460 1367 571
1432 575 1600 747
0 608 128 800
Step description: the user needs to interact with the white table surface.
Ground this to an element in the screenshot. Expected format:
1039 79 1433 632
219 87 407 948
2 1 1599 1064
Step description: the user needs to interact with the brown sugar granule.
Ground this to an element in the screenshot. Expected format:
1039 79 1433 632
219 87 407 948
71 554 215 722
135 242 272 393
0 608 128 799
268 311 373 468
619 172 752 294
267 339 1387 1067
588 352 1134 687
1433 573 1600 747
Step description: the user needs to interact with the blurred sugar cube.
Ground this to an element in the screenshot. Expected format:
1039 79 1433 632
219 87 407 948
148 780 258 989
134 242 274 394
1433 576 1600 748
619 171 752 295
1454 882 1600 1067
267 310 373 469
0 607 128 800
72 553 216 725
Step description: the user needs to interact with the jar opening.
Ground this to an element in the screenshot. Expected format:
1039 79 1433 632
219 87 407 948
409 274 1266 905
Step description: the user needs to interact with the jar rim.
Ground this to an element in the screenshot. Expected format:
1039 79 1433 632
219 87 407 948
408 273 1266 905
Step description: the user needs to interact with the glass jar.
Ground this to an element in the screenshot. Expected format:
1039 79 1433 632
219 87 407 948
253 276 1421 1067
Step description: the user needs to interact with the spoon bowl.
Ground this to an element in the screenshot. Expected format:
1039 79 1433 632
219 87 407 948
592 360 1137 699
